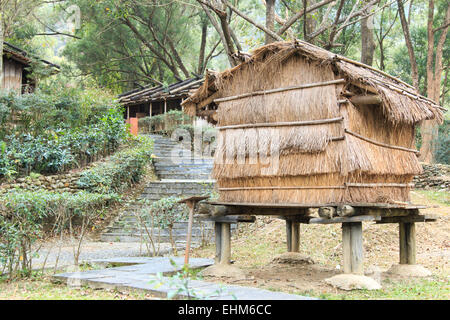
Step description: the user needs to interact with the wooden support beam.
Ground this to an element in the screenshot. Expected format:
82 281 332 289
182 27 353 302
376 215 437 224
287 215 380 224
399 222 416 265
349 94 382 105
214 222 222 264
214 79 346 103
291 222 300 252
197 92 220 109
342 222 364 274
220 223 231 265
196 215 256 223
286 220 292 252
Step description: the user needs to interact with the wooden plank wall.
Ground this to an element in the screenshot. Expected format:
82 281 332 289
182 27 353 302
2 57 23 93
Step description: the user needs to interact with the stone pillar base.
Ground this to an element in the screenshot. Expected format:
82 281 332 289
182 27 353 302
200 263 246 279
324 274 382 291
386 264 432 277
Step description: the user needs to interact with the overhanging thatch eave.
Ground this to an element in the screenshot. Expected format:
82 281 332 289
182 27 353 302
183 40 444 125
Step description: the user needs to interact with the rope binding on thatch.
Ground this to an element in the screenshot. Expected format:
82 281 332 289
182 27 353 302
214 79 346 103
344 129 420 154
217 116 344 130
218 182 414 191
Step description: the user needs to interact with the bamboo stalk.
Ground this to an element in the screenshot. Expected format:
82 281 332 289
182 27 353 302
217 117 344 130
370 78 445 110
218 182 414 191
345 129 419 153
336 55 416 90
214 79 346 103
345 183 415 188
218 186 346 191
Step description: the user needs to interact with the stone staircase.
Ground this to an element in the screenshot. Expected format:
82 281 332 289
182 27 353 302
100 134 216 245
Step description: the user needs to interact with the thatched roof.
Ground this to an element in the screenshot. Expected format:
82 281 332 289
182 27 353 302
182 40 444 125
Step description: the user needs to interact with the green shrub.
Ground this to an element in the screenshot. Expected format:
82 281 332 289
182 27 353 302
148 196 188 254
76 135 154 193
0 105 128 178
0 189 119 278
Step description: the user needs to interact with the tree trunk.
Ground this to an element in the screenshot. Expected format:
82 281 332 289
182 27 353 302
360 2 376 66
197 18 208 75
0 20 3 89
419 0 450 163
265 0 276 44
397 0 419 89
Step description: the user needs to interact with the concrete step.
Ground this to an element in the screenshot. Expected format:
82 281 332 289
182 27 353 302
100 134 216 243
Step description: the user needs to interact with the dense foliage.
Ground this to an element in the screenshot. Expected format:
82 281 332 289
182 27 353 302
0 190 120 277
0 89 129 179
76 135 154 194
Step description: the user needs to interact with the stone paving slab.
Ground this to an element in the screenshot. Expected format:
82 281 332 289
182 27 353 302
53 257 315 300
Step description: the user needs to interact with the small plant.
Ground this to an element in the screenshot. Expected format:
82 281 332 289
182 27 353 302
150 259 233 300
0 189 120 279
149 197 188 255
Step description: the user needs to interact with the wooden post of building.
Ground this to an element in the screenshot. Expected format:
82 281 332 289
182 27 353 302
149 102 152 118
399 222 416 265
286 220 292 252
214 222 222 264
291 222 300 252
178 196 208 266
220 222 231 265
127 105 130 120
342 222 364 274
164 99 167 131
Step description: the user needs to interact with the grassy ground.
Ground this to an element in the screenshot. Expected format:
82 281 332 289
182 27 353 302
0 274 155 300
0 189 448 300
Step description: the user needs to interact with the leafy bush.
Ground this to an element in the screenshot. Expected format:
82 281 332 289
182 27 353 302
0 100 128 178
0 87 117 138
0 189 119 278
148 196 188 254
76 135 154 194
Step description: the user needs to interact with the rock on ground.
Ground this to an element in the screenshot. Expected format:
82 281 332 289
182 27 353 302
201 263 246 279
386 264 432 277
324 274 382 291
271 252 315 265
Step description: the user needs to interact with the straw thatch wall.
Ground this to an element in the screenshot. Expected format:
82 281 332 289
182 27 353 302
182 41 444 206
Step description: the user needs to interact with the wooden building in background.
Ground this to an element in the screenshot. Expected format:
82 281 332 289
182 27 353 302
2 42 60 93
118 78 204 120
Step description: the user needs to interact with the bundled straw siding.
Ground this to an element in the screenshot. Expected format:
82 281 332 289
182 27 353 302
182 40 444 205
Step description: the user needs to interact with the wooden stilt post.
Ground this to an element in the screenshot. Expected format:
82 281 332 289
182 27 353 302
220 222 231 265
178 196 208 266
342 222 364 274
286 220 292 252
399 222 416 265
291 222 300 252
127 105 130 120
214 222 222 264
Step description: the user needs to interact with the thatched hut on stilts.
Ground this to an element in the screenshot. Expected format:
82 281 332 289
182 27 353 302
182 40 444 287
183 40 443 206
